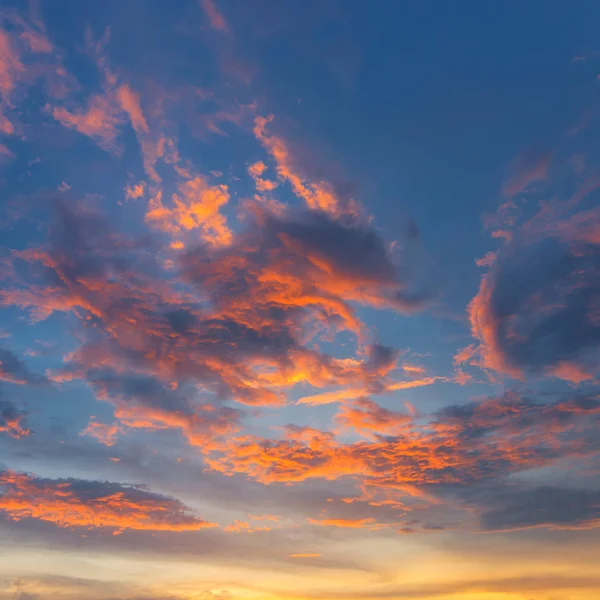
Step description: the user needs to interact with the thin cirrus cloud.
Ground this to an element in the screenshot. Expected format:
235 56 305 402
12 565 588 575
199 0 231 34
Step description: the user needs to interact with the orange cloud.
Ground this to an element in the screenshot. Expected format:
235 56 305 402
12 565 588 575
81 421 121 446
248 514 280 522
145 176 232 246
388 376 446 391
468 277 521 378
335 397 411 438
254 116 344 215
0 418 28 439
308 517 376 528
207 391 600 498
298 375 446 407
0 401 29 439
0 470 217 533
297 387 364 406
548 361 594 383
288 553 322 558
248 161 279 192
453 344 477 366
116 83 148 134
115 83 167 182
475 251 497 267
0 109 14 135
223 519 272 533
125 182 145 200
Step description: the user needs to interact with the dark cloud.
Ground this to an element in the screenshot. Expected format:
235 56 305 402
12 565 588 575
0 348 45 385
480 485 600 532
470 228 600 381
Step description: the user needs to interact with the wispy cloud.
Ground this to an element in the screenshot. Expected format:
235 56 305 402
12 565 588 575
199 0 230 34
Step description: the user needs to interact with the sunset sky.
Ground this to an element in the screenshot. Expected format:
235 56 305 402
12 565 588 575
2 1 600 599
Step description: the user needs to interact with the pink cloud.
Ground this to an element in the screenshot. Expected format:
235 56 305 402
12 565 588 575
200 0 230 33
52 95 123 153
502 151 551 197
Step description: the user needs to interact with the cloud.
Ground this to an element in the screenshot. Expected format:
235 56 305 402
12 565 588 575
145 176 232 247
0 400 29 439
116 84 148 135
125 182 145 200
52 95 123 153
0 143 15 164
0 348 44 385
0 469 216 533
80 420 121 446
502 150 551 197
199 0 230 34
334 397 411 439
480 485 600 532
469 213 600 381
254 116 347 215
0 29 25 99
248 160 278 193
49 36 161 179
2 197 431 416
81 373 243 450
207 390 600 511
115 83 165 182
308 517 376 529
0 14 70 135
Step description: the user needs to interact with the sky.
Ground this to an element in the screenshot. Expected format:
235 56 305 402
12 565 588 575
1 1 600 599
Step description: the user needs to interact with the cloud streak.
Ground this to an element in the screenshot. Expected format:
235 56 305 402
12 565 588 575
0 469 216 533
